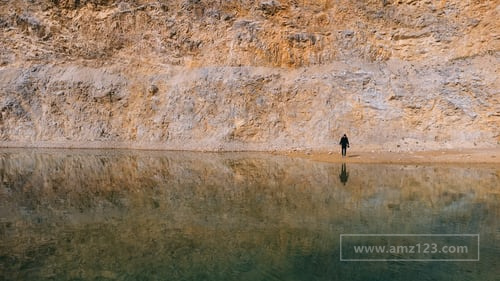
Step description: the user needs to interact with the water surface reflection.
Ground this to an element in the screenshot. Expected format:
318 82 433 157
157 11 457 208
0 149 498 280
339 163 349 185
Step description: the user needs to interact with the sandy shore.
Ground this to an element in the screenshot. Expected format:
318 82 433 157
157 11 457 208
278 148 500 165
1 145 499 165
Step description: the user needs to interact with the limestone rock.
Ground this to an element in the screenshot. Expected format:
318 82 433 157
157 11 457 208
0 0 498 151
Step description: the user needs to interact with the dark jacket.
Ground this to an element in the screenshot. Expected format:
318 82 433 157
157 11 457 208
339 136 349 147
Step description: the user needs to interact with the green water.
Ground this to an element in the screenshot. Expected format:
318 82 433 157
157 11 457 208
0 149 499 280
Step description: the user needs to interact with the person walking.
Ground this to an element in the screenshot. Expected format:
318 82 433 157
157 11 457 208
339 134 349 157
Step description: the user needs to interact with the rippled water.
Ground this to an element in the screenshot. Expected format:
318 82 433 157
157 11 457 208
0 149 499 280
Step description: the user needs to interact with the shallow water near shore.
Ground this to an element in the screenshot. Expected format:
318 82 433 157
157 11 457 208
0 149 499 280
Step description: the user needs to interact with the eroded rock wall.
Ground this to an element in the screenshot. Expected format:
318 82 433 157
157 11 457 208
0 0 498 150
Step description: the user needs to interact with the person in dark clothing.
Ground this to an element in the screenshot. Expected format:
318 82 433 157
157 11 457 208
339 134 349 157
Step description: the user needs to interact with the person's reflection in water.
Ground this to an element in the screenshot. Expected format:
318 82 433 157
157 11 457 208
339 163 349 185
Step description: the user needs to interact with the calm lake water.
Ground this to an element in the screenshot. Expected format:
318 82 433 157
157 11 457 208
0 149 499 280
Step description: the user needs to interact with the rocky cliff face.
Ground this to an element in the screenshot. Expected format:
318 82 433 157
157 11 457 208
0 0 498 151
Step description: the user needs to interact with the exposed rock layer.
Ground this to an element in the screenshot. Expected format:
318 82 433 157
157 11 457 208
0 0 499 150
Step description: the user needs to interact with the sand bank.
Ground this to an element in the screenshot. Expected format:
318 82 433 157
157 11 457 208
279 148 500 165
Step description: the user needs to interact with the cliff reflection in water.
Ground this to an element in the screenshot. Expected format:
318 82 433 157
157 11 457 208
0 149 499 280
